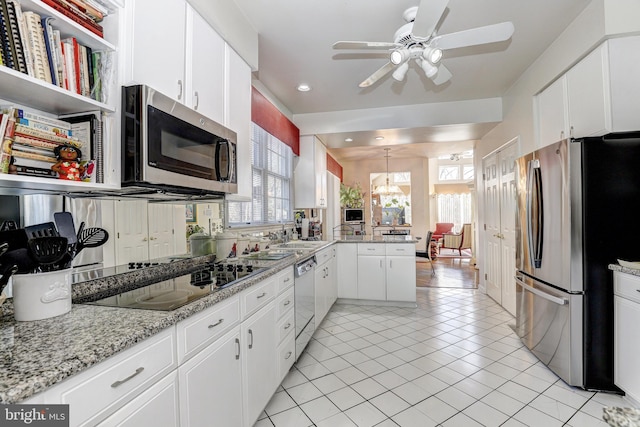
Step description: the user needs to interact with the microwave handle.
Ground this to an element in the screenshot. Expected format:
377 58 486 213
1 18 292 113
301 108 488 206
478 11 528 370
215 139 234 182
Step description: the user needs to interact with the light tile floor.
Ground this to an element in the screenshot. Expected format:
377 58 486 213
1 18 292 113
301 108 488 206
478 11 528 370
255 288 635 427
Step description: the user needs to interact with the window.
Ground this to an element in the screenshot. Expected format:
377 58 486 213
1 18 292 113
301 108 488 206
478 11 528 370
227 124 292 225
439 165 460 181
437 193 472 230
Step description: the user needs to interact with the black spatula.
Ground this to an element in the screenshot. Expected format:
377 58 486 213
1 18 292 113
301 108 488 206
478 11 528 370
54 212 77 246
28 237 69 269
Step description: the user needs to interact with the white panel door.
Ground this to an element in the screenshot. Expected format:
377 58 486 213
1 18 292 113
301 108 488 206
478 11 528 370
148 204 175 259
115 200 149 264
484 154 501 304
386 255 416 302
357 255 386 300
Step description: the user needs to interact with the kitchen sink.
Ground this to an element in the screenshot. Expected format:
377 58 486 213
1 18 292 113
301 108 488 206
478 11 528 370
242 252 293 261
275 241 328 249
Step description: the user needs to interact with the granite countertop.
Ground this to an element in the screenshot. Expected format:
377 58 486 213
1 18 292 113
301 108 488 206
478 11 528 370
0 254 297 404
609 263 640 277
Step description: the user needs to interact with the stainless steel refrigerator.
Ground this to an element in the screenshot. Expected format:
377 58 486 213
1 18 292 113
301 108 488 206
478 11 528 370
515 133 640 392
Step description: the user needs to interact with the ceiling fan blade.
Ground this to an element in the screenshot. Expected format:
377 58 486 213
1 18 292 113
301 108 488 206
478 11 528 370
411 0 449 39
430 22 515 50
430 64 452 85
359 62 396 88
333 41 400 50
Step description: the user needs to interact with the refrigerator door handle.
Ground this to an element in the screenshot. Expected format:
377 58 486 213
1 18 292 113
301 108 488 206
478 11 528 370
515 276 568 305
526 159 544 268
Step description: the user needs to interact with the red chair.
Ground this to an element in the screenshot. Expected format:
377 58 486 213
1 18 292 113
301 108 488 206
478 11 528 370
432 223 454 243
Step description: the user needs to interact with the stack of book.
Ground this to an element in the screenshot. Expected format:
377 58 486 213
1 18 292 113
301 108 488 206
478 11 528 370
0 0 106 101
0 106 85 179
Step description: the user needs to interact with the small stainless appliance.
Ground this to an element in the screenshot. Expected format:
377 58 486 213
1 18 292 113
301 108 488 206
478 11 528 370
294 256 316 359
85 261 265 311
515 133 640 391
343 208 364 223
122 85 237 196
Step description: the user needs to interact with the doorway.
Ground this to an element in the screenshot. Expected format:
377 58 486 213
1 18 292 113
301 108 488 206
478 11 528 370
482 139 518 316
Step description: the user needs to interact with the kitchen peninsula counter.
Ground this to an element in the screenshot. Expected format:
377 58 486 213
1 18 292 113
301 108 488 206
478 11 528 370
0 254 297 404
335 235 418 243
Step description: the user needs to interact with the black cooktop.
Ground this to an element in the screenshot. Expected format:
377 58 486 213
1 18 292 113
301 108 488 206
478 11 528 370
85 262 266 311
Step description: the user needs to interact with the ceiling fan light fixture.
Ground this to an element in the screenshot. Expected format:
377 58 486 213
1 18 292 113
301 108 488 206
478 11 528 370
392 62 409 82
420 59 438 78
390 48 410 65
424 47 443 64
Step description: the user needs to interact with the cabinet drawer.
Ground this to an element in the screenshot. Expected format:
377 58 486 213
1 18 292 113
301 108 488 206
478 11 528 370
277 268 294 293
385 243 415 256
277 331 296 382
176 296 240 363
277 310 295 344
241 277 277 319
316 247 333 265
60 328 177 426
358 243 385 256
276 286 294 319
614 271 640 304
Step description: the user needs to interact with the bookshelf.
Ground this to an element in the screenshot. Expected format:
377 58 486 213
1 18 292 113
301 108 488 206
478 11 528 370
0 0 122 193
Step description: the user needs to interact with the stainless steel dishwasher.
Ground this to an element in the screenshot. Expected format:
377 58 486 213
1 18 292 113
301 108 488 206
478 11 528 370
295 255 316 359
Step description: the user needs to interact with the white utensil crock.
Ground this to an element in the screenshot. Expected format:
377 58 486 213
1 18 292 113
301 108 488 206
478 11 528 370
12 269 72 321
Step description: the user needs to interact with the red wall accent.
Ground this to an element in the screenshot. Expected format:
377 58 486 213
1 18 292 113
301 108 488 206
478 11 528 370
251 87 300 155
326 153 343 181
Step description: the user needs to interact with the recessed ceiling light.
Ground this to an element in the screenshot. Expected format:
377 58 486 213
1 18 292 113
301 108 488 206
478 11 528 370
297 84 311 92
375 136 384 140
345 138 353 142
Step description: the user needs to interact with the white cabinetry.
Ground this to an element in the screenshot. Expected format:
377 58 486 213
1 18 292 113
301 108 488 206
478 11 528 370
356 243 416 303
126 0 225 124
275 267 295 382
613 271 640 404
536 36 640 146
294 135 328 208
337 243 358 299
315 246 337 326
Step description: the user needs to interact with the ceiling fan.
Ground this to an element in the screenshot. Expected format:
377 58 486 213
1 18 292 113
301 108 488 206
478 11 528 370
333 0 515 88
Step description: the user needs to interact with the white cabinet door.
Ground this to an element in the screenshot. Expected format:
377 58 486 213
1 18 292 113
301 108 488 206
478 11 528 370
386 255 416 302
328 249 337 306
185 5 225 123
242 303 277 427
614 295 640 403
315 139 327 208
337 244 358 299
128 0 187 102
315 263 327 326
536 76 568 147
98 372 179 427
148 204 175 259
566 43 611 138
225 45 253 201
357 255 386 300
115 200 149 264
294 136 328 209
179 328 243 427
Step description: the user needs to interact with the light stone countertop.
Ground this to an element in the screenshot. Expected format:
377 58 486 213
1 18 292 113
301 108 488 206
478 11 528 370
334 235 418 243
0 253 297 404
609 263 640 277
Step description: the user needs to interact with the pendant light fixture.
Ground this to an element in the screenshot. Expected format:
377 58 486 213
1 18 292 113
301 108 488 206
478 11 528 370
373 148 403 195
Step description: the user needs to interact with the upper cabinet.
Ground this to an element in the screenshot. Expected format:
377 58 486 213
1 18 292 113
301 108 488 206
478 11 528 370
294 135 327 209
535 35 640 146
0 0 122 193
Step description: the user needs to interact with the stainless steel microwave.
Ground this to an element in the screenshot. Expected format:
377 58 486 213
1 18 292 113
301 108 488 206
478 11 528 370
343 208 364 223
121 85 237 195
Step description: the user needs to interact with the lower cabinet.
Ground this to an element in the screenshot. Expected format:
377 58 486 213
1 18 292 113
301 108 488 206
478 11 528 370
99 372 180 427
315 246 338 325
355 243 417 303
357 253 387 300
337 243 358 299
613 271 640 404
178 328 243 427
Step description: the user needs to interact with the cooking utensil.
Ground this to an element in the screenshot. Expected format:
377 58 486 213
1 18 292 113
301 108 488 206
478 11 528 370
0 264 18 294
75 227 109 255
0 220 17 231
54 212 77 246
24 222 59 239
27 237 69 267
0 248 39 274
0 229 29 251
76 221 85 242
0 242 8 258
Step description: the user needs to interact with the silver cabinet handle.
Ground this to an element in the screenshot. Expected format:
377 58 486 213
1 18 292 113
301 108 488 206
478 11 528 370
177 80 183 100
111 367 144 388
283 300 291 306
284 277 290 283
194 91 199 110
390 260 393 268
515 276 568 305
284 351 292 360
257 292 267 299
208 318 223 329
235 338 240 360
367 248 375 251
380 260 383 268
248 329 254 349
284 322 291 330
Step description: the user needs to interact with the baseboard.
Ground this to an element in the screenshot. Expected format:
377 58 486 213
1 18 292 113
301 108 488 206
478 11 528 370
335 298 417 308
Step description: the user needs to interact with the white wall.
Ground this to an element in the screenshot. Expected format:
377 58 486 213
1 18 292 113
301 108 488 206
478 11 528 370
474 0 640 290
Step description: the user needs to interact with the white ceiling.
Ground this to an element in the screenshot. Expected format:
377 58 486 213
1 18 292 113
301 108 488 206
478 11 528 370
233 0 591 161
